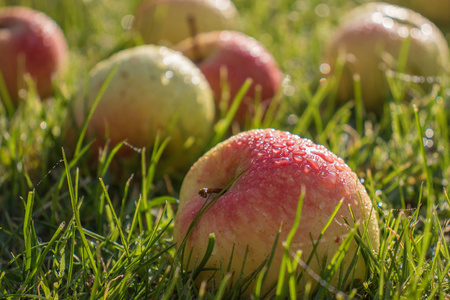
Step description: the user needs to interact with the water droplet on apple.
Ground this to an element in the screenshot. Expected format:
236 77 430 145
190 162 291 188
303 165 311 174
293 155 303 163
272 143 285 148
307 159 319 171
165 70 174 79
293 150 306 156
191 75 201 85
275 157 291 166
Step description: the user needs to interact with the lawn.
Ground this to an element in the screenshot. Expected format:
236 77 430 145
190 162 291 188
0 0 449 299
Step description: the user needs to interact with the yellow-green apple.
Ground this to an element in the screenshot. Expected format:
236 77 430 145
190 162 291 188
134 0 240 46
324 2 449 113
0 6 68 102
384 0 450 26
175 30 283 125
71 45 215 172
174 128 380 294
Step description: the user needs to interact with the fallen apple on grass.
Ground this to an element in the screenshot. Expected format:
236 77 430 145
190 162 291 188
134 0 240 46
71 45 215 172
174 128 380 295
324 2 449 113
0 6 68 102
175 30 284 126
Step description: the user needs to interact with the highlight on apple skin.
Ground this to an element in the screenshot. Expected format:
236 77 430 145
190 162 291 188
385 0 450 26
324 2 449 113
0 6 68 102
173 128 380 295
71 45 215 172
176 30 284 125
134 0 240 46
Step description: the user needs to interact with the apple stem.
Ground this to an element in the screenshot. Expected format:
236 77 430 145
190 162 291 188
198 187 227 198
187 14 202 62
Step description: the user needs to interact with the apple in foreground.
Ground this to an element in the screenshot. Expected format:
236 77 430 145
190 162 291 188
324 2 449 113
0 6 68 102
175 30 284 125
174 128 380 294
71 45 215 172
134 0 240 46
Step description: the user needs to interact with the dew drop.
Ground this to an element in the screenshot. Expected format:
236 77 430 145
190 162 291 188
303 165 311 174
307 159 319 171
312 151 334 163
286 139 295 146
293 155 303 162
293 150 306 156
335 164 346 171
272 148 282 154
275 158 291 166
273 143 285 148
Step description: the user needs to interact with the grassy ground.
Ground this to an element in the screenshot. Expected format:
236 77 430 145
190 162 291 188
1 0 450 298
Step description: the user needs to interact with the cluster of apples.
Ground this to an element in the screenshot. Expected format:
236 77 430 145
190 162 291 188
1 0 449 295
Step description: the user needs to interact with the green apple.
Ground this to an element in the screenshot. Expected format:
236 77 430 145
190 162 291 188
324 2 449 113
174 129 380 294
71 45 215 172
134 0 240 46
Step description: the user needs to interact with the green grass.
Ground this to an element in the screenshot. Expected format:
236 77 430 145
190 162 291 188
1 0 450 298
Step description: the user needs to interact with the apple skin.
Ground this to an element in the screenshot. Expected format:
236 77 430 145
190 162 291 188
385 0 450 26
324 2 449 113
173 129 380 294
0 6 68 101
134 0 240 46
175 31 284 125
71 45 215 172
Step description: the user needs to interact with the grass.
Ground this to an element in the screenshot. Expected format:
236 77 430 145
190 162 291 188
1 0 450 298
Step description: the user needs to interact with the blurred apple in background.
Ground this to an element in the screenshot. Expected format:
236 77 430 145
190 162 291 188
324 2 449 113
0 6 68 102
174 128 380 294
384 0 450 26
134 0 240 46
176 30 283 126
71 45 215 173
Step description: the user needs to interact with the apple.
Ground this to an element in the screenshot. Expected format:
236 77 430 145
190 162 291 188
324 2 449 113
0 6 68 102
175 30 284 125
173 128 380 294
385 0 450 26
134 0 240 46
71 45 215 172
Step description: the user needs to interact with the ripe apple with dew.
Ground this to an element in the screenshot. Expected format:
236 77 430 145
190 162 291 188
175 30 284 125
0 6 68 102
174 129 380 294
324 2 449 113
71 45 215 172
134 0 240 46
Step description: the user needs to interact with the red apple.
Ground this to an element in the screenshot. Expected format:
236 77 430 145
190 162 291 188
175 30 284 125
134 0 240 46
0 6 68 102
174 129 380 294
324 2 449 113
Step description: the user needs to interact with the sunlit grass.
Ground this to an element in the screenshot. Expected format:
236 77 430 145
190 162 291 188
0 0 450 298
